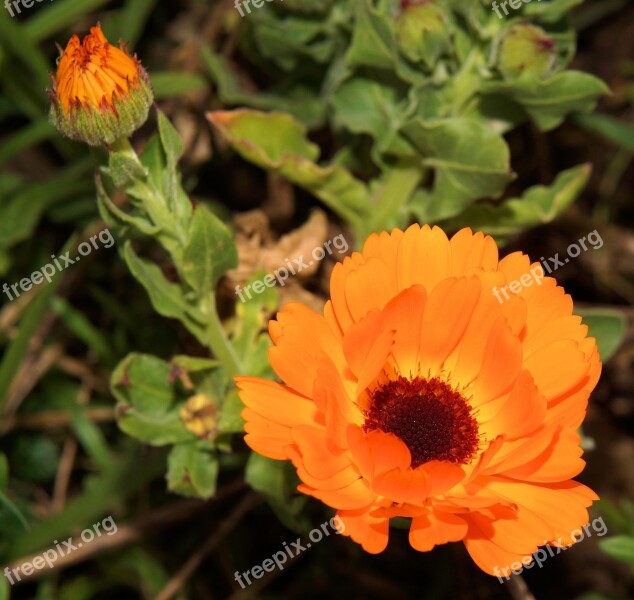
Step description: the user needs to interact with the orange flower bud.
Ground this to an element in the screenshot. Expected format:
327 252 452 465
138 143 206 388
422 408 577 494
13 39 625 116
48 24 153 146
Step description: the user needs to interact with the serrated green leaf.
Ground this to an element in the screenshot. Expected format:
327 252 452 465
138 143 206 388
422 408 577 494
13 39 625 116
444 164 591 238
346 0 396 70
182 205 238 305
403 117 512 220
122 241 206 343
112 353 196 446
483 71 609 131
166 442 219 499
330 77 413 161
207 109 370 227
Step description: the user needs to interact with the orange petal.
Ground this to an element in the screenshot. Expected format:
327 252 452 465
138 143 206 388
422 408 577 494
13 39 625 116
409 509 468 551
337 505 390 553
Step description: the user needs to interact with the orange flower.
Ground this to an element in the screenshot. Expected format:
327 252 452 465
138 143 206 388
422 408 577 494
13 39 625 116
236 225 601 575
49 24 153 146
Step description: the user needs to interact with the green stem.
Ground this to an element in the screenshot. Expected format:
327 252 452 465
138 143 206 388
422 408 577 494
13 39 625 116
206 303 242 379
110 136 136 158
110 138 242 378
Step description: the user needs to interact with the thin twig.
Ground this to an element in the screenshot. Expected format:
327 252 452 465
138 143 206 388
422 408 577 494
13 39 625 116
506 575 537 600
155 492 261 600
7 479 247 583
51 437 77 513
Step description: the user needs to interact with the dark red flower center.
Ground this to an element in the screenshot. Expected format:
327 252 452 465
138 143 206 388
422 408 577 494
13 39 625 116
364 376 479 468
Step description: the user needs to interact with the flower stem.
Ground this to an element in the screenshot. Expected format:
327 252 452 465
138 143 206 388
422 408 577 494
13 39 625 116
206 302 242 379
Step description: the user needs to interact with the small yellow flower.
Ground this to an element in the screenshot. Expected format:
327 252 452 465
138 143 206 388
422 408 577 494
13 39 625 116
48 23 153 146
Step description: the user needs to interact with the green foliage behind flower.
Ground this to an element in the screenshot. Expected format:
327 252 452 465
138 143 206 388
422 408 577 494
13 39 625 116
206 0 607 241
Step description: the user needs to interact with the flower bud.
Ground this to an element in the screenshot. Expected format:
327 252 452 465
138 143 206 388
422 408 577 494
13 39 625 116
49 24 153 146
498 24 556 80
395 2 448 65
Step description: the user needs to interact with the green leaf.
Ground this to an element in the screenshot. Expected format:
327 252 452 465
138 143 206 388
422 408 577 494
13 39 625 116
0 235 76 411
403 117 513 220
70 407 113 472
0 454 7 489
346 0 396 70
122 242 206 343
112 353 196 446
157 109 184 169
444 164 591 238
207 109 370 227
151 72 208 99
166 442 219 499
95 174 161 236
599 535 634 567
108 152 148 189
250 8 335 70
155 111 192 230
245 453 309 532
594 499 634 536
330 77 413 161
51 296 115 365
0 454 29 533
217 388 245 435
201 47 326 128
231 274 278 379
182 205 238 305
0 161 92 251
577 308 627 363
0 572 8 600
573 113 634 153
171 356 219 373
483 71 609 131
524 0 585 22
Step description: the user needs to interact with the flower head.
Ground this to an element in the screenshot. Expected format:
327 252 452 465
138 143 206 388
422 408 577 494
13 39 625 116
236 225 601 574
49 23 153 146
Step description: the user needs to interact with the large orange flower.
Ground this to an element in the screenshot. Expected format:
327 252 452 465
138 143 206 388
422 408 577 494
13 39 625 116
236 225 601 574
49 24 153 146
